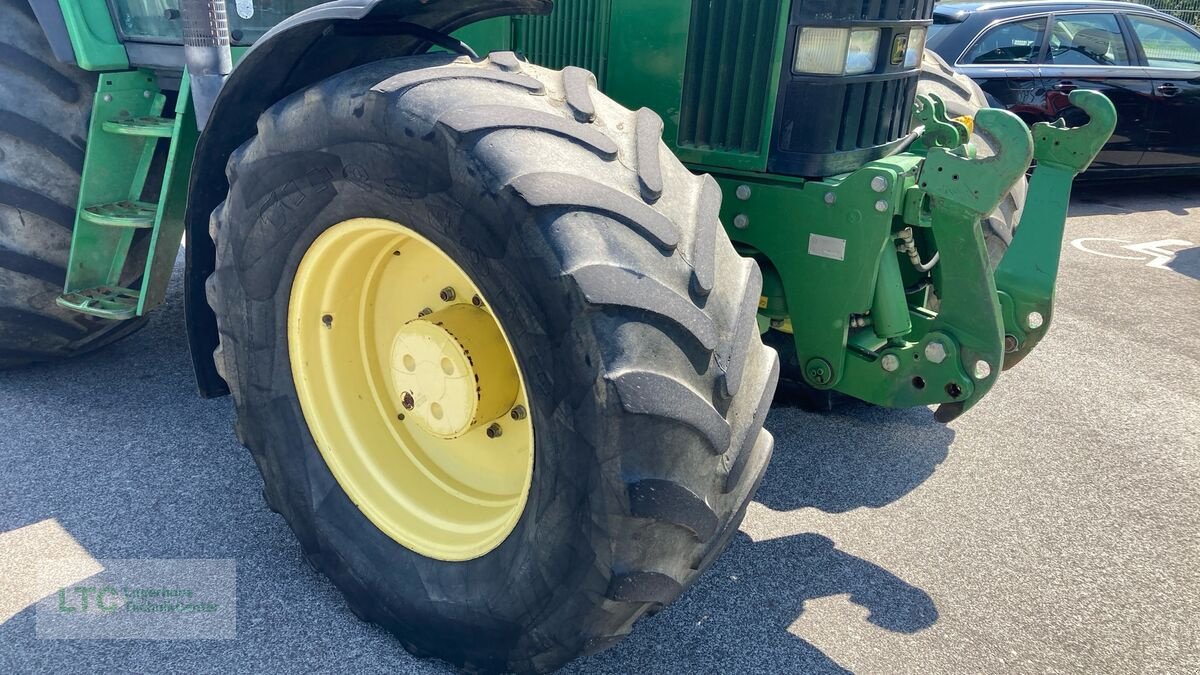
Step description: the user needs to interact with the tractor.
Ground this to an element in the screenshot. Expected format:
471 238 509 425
1 0 1115 671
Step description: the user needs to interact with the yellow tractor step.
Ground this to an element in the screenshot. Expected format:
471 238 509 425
101 115 174 138
56 286 141 320
80 200 157 228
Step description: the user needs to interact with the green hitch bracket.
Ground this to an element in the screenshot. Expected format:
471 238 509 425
920 108 1034 422
994 90 1118 369
911 94 971 152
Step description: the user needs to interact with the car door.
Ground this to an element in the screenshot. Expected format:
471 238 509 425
1125 12 1200 169
1039 11 1153 170
955 15 1047 117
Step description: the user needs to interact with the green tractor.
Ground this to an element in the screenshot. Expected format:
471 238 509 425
3 0 1114 671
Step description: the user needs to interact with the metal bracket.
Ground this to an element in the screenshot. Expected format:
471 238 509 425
994 90 1117 369
920 108 1033 421
912 94 971 151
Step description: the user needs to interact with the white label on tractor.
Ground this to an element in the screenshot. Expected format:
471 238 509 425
236 0 255 20
808 234 846 261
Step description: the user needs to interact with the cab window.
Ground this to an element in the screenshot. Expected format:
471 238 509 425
963 17 1047 64
1046 13 1132 66
1128 14 1200 69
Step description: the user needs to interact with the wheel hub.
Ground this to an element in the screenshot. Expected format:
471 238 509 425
390 305 518 439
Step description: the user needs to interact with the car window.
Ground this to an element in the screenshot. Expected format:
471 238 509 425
1127 14 1200 69
963 17 1047 64
1046 13 1131 66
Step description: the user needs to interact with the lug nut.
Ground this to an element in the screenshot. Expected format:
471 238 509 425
439 287 456 302
510 405 527 421
924 341 947 364
486 423 503 438
881 354 900 372
401 392 415 410
418 307 432 317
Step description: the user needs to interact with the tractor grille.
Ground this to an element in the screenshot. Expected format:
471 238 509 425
514 0 611 85
778 77 918 154
677 0 783 155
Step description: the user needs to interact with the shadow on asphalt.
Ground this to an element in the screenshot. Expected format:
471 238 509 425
572 531 938 674
1167 246 1200 281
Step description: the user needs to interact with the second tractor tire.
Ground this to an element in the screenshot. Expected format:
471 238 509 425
208 52 778 673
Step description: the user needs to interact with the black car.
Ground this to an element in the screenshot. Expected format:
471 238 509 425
928 0 1200 175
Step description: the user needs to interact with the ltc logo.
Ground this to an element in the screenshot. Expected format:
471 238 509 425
1071 237 1194 269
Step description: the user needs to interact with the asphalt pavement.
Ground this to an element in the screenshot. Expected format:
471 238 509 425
1 178 1197 674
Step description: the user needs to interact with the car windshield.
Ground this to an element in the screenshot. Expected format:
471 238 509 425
109 0 329 45
964 17 1047 64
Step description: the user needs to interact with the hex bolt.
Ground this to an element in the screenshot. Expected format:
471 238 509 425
881 354 900 372
510 405 527 421
874 200 889 213
1027 311 1045 329
870 176 889 193
973 360 992 380
1004 335 1019 353
736 185 753 201
439 287 456 302
401 392 415 411
824 192 837 205
733 214 750 229
486 423 503 439
418 307 432 318
924 341 947 364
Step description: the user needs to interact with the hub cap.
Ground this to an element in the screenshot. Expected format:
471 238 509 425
288 218 534 561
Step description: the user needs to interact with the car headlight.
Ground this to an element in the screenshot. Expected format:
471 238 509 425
904 27 927 68
794 27 881 76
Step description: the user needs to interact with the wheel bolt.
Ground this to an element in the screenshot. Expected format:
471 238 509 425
401 392 415 410
472 295 483 307
510 405 527 420
418 307 432 317
440 287 456 302
486 423 503 438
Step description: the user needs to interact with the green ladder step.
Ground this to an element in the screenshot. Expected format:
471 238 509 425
101 115 174 138
79 200 157 228
56 286 140 320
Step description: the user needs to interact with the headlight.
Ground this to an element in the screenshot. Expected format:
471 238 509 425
794 27 881 76
904 27 927 68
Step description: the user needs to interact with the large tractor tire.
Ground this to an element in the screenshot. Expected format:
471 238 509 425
0 0 147 368
917 50 1027 268
208 52 778 673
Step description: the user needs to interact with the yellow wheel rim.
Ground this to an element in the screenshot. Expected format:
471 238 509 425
288 218 534 561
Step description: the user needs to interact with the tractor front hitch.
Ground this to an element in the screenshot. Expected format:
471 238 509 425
993 90 1117 370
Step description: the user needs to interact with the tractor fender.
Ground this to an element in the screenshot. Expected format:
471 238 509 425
184 0 551 397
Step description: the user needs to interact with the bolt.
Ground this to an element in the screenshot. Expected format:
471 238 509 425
102 94 112 103
945 382 963 398
510 405 527 421
874 199 889 213
143 90 152 99
824 192 837 205
881 354 900 372
805 358 833 386
486 423 503 438
439 287 456 302
870 176 889 193
418 307 432 317
321 314 333 329
733 214 750 230
1004 335 1019 353
736 185 752 201
1027 311 1044 330
924 341 947 364
401 392 415 410
471 295 483 307
396 413 405 421
973 360 992 380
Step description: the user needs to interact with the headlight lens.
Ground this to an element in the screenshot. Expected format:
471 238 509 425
904 27 927 68
794 27 881 75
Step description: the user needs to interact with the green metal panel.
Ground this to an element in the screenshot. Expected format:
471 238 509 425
672 0 790 172
514 0 612 84
603 0 692 148
57 0 128 71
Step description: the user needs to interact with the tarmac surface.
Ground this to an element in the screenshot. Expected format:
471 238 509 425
1 178 1197 674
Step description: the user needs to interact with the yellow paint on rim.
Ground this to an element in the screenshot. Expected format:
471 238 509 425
288 218 534 562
